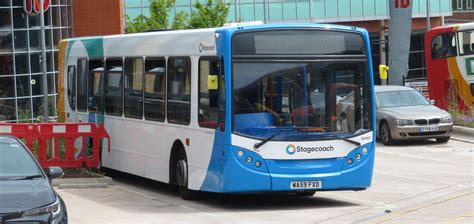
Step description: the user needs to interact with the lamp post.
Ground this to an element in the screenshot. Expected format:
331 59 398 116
426 0 431 30
40 0 49 121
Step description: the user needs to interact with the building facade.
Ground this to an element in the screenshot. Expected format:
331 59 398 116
0 0 72 122
447 0 473 23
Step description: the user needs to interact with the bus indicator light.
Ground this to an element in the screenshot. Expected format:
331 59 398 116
255 161 261 167
355 154 361 160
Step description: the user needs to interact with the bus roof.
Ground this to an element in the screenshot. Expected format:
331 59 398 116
65 23 369 42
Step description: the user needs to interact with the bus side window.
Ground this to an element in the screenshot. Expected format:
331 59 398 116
458 30 474 56
144 57 166 121
124 58 144 119
105 58 123 116
167 57 191 125
77 59 88 112
431 33 458 59
198 57 219 128
88 60 104 113
67 65 76 110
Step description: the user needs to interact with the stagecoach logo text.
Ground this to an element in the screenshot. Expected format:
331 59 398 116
199 43 215 53
286 144 335 155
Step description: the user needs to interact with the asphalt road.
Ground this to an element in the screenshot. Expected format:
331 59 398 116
57 136 474 224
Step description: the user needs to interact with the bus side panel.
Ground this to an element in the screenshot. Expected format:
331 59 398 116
425 27 456 111
452 56 474 109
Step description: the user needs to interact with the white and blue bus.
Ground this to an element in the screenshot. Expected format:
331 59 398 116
57 23 376 199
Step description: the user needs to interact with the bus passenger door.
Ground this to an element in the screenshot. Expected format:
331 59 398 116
66 59 78 122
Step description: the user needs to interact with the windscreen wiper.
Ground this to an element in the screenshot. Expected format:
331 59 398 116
13 175 43 180
254 133 280 149
319 134 361 147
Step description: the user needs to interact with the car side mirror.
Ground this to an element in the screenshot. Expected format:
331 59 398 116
46 167 64 180
430 99 436 105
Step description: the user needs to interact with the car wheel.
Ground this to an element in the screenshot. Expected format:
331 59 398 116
436 136 450 143
380 122 394 145
175 150 200 200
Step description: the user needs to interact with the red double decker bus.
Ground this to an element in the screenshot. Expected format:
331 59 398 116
425 23 474 112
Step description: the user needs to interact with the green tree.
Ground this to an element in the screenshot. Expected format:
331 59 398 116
189 0 230 29
172 11 189 29
125 0 176 33
125 15 150 33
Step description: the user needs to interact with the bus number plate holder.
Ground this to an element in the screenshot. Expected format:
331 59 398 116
290 181 322 189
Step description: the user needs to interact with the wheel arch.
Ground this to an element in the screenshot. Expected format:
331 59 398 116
169 139 186 185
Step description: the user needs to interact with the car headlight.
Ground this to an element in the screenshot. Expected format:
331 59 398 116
394 119 413 126
22 197 61 218
440 116 452 123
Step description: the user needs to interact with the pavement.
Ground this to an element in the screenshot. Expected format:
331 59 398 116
57 135 473 224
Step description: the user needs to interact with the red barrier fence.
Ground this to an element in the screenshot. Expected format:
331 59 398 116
0 123 110 169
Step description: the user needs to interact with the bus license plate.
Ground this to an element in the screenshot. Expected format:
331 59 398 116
420 126 438 132
290 181 322 189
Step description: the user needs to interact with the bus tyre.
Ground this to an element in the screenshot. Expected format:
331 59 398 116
436 137 450 143
175 151 200 200
296 191 316 197
380 122 394 145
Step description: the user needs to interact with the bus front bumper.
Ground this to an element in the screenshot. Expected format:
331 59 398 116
211 144 375 193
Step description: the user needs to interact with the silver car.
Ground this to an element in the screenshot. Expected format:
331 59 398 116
374 85 453 145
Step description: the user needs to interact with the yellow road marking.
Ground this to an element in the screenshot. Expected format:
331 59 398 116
447 212 474 224
370 190 473 224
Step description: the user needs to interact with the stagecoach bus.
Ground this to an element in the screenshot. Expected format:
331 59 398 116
425 22 474 112
57 23 376 199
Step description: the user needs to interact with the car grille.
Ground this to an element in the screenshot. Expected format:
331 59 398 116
407 131 447 136
414 118 440 125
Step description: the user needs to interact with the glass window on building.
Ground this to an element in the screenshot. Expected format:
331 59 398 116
0 31 12 53
0 0 73 122
16 75 31 97
0 8 12 30
0 55 13 75
0 99 16 121
453 0 473 11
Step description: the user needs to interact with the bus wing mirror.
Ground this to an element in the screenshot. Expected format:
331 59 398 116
379 65 389 80
208 75 218 90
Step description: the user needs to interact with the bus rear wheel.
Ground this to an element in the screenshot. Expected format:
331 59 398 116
175 150 200 200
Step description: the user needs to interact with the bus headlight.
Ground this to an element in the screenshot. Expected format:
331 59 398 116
361 147 369 154
237 150 244 157
394 119 413 126
440 116 452 123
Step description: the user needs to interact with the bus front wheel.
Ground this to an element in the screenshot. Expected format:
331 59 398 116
175 150 200 200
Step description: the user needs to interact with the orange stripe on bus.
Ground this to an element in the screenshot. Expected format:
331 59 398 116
57 40 68 122
447 57 474 109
